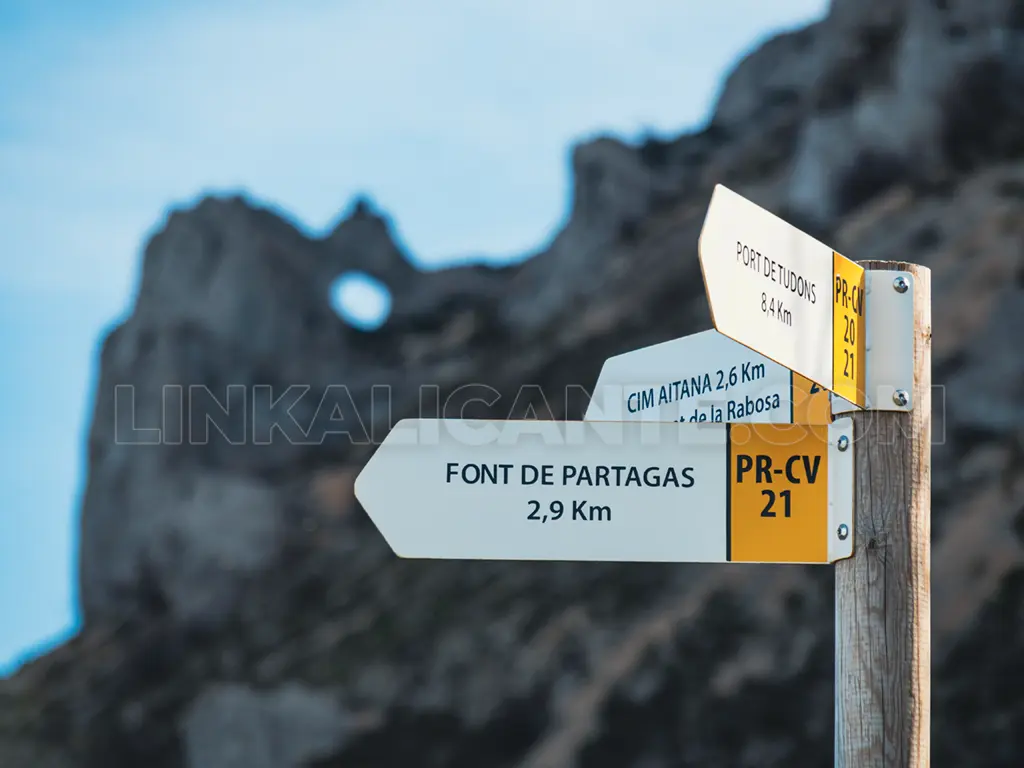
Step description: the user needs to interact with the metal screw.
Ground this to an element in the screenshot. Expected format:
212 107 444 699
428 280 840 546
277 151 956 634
893 275 909 293
837 435 849 452
893 389 909 407
838 524 849 541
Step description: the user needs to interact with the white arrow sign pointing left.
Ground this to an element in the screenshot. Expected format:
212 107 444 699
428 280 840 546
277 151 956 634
354 417 854 564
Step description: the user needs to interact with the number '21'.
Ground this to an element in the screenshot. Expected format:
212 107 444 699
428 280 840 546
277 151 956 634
842 314 856 380
761 489 792 517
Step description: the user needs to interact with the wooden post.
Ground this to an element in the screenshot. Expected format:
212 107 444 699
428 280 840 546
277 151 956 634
835 261 931 767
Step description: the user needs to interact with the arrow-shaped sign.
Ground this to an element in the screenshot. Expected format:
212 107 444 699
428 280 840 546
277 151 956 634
698 184 867 407
354 417 854 564
585 329 831 425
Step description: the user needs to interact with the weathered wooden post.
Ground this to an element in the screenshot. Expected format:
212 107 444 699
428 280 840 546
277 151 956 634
835 261 931 767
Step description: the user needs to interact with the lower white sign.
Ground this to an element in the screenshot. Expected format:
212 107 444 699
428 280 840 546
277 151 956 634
355 417 854 564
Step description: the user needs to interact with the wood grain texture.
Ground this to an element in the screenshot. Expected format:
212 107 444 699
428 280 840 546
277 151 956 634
835 261 931 767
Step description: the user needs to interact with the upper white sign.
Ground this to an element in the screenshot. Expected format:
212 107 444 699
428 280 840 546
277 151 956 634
585 329 830 426
698 184 867 405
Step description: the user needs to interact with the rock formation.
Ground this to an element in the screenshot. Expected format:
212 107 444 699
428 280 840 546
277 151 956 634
3 0 1024 765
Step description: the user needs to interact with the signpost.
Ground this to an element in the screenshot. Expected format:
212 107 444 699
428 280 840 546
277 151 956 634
585 328 830 425
354 185 932 768
833 261 930 768
355 417 854 564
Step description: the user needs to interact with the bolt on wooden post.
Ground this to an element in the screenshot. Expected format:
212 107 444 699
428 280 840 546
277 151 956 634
834 261 931 768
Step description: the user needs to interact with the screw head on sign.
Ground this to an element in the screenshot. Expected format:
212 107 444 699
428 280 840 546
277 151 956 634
893 389 909 407
838 524 849 541
893 275 909 293
837 435 850 452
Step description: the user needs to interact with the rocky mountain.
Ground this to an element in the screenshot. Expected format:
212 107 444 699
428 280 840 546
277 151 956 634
3 0 1024 765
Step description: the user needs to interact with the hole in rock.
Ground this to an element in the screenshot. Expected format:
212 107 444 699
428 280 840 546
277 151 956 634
329 271 392 331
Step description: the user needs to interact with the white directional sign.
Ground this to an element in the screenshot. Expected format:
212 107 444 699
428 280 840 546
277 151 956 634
698 184 867 407
585 329 831 425
355 417 854 564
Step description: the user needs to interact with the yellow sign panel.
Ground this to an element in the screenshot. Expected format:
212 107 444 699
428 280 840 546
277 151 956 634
727 423 830 563
832 252 866 406
791 373 831 425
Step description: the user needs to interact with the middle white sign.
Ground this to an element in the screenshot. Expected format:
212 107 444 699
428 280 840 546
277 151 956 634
584 329 831 426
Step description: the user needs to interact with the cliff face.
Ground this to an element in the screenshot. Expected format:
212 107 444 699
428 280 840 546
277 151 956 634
4 0 1024 765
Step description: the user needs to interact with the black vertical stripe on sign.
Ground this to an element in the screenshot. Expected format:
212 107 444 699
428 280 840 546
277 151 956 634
788 369 794 424
725 422 732 562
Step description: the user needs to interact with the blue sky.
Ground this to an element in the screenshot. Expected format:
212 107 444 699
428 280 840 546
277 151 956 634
0 0 827 675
